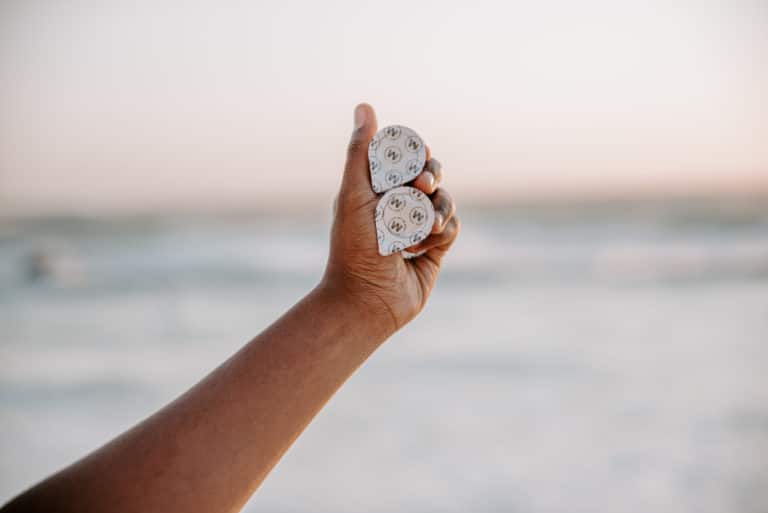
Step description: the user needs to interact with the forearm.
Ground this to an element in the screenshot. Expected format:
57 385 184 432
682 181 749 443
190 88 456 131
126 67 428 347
2 284 392 513
2 103 459 513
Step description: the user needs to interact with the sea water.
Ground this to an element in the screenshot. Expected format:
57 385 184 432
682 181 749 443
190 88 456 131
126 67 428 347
1 199 767 513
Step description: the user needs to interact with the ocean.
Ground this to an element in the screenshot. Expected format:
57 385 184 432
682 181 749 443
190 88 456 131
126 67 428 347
1 198 767 512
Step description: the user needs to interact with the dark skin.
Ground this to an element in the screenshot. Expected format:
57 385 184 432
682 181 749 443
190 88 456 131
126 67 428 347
1 103 460 513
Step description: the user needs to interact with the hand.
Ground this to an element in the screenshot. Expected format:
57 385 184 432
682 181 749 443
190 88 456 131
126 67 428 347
321 103 460 338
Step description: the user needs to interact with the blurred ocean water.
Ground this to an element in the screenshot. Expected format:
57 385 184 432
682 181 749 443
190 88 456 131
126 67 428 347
1 198 767 512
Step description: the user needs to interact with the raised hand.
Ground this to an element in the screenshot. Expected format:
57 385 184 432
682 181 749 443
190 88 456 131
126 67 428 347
322 103 460 335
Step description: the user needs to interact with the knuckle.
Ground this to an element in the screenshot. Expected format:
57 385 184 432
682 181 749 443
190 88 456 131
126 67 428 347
438 195 455 217
450 216 460 235
426 160 442 184
434 216 457 239
347 130 369 157
431 187 445 204
434 218 459 249
445 215 459 233
347 138 364 156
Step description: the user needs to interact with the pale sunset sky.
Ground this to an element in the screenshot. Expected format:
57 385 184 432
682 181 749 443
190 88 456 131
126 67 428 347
1 0 766 215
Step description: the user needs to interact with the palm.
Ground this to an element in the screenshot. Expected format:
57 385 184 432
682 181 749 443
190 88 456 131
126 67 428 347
328 191 438 328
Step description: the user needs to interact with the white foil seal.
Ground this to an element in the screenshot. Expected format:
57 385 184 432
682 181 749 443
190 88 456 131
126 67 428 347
375 186 435 256
368 125 427 193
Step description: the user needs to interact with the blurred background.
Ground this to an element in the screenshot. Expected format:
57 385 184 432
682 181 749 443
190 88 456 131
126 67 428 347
1 1 767 512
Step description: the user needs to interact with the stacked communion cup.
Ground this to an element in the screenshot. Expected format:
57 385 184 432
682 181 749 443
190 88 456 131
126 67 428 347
368 125 435 257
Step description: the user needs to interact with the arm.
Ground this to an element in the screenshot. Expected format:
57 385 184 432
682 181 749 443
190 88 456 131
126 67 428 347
1 104 460 513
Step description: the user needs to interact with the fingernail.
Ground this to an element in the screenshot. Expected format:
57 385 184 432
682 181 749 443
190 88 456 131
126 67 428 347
434 213 444 228
425 171 435 189
353 105 367 130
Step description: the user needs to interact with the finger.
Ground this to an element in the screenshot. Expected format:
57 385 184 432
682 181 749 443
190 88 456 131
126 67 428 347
409 216 460 255
426 157 443 184
340 103 378 194
426 216 460 265
425 144 431 162
412 158 442 195
430 187 456 233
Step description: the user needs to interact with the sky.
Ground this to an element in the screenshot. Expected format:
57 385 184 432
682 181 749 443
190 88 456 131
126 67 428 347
1 0 766 215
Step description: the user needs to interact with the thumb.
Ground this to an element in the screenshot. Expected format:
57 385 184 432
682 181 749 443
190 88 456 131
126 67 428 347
341 103 378 194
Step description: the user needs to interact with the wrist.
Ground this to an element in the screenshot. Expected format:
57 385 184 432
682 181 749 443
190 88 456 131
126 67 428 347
312 278 398 344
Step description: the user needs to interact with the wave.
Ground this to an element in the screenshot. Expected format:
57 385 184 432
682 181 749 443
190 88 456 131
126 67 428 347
1 203 766 290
